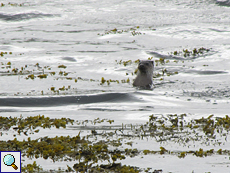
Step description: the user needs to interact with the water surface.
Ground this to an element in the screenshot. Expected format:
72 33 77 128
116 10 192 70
0 0 230 172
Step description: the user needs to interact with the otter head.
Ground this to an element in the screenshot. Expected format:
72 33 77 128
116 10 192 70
138 60 154 74
133 60 154 89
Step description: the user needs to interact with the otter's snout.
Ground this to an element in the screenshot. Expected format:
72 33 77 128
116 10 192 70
138 64 146 72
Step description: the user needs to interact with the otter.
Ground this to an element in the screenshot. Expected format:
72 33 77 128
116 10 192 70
133 60 154 89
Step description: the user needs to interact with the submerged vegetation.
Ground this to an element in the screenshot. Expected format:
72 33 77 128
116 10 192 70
0 2 24 7
0 115 74 136
0 51 12 56
98 26 146 36
171 47 211 57
1 114 230 172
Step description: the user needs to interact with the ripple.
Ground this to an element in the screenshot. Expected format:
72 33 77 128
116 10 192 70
216 0 230 7
183 87 230 98
0 12 58 21
185 69 227 75
148 51 195 60
0 93 136 107
61 57 77 62
77 50 117 53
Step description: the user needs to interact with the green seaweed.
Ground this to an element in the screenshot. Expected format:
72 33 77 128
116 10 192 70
98 26 145 36
1 114 230 172
0 115 74 135
1 2 23 7
58 65 67 69
100 77 128 85
37 74 48 79
171 47 211 58
0 51 12 56
21 161 43 173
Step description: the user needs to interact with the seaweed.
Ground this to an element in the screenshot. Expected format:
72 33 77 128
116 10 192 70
0 2 24 7
171 47 211 58
98 26 146 36
1 114 230 172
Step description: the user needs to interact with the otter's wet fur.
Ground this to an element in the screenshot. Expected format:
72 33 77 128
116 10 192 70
133 60 154 89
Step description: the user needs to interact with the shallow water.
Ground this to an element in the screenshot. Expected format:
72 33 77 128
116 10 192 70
0 0 230 172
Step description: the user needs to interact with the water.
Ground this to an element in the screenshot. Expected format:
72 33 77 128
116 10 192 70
0 0 230 172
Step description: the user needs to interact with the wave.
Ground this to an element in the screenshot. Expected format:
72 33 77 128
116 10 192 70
184 69 227 75
216 0 230 6
0 93 135 107
147 49 215 61
147 51 192 60
0 12 57 21
183 87 230 98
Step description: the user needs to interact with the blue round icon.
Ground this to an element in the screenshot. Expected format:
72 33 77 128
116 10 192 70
3 154 15 166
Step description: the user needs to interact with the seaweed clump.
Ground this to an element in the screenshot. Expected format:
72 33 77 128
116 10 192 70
1 2 24 7
98 26 145 36
0 135 144 172
1 114 230 172
172 47 211 57
0 115 74 136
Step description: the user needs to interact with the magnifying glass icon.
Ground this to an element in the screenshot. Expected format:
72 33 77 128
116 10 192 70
3 154 18 170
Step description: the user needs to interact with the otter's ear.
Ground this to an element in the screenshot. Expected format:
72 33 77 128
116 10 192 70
151 61 154 65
